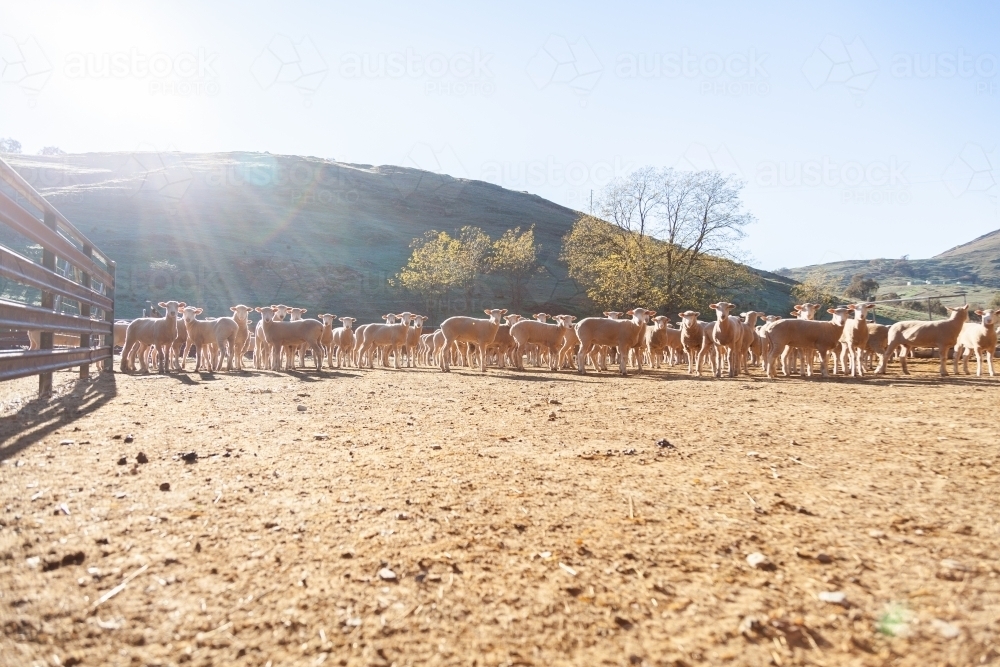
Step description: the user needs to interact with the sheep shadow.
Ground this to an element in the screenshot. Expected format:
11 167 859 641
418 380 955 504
0 372 118 462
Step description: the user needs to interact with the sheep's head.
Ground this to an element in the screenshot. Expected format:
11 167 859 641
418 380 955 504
826 306 851 324
157 301 185 317
709 303 736 320
483 308 507 323
627 308 655 324
181 306 204 321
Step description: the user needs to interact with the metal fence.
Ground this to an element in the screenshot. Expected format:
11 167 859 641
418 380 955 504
0 156 115 392
842 292 968 322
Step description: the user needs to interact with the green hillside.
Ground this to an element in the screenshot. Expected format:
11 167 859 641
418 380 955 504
780 227 1000 292
2 152 795 323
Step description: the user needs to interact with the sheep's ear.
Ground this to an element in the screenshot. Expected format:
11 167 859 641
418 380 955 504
693 312 699 317
975 309 984 315
709 303 718 309
195 308 203 314
827 308 835 314
230 307 237 312
648 311 656 317
158 302 168 308
484 309 492 315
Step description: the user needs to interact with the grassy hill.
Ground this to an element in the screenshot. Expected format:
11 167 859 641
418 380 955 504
779 228 1000 321
1 152 795 322
780 228 1000 292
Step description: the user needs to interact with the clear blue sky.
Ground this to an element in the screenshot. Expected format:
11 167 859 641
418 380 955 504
2 0 997 269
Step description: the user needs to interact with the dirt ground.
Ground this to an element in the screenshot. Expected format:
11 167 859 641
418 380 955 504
0 359 998 667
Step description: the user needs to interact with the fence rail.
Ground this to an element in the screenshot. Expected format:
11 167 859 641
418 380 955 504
838 292 968 322
0 156 115 391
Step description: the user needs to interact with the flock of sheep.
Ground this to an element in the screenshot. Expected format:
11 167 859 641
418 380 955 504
113 300 998 379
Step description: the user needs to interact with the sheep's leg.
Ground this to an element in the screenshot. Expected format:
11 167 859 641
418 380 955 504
938 346 949 376
138 343 150 373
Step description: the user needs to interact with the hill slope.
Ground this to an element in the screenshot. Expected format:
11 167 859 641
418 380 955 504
2 152 794 321
781 227 1000 291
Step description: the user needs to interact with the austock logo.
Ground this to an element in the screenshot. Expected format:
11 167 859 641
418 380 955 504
756 156 912 205
616 48 770 97
204 158 360 205
251 35 328 105
120 147 195 203
0 34 53 104
802 35 878 104
526 35 603 104
942 143 998 199
338 47 495 97
63 47 221 96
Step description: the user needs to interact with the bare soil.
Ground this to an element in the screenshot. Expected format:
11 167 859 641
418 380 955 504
1 360 998 667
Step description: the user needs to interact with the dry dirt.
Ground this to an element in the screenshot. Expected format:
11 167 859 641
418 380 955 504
1 360 998 667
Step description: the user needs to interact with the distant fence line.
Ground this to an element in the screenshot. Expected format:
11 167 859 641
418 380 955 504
838 292 968 322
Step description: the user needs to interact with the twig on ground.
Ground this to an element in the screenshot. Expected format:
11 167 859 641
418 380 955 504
91 563 149 610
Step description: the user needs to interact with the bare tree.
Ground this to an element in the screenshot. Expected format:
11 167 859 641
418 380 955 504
563 166 758 312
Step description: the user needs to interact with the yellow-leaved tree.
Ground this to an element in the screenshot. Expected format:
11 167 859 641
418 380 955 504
489 226 539 310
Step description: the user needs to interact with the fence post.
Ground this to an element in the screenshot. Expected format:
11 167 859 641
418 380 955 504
38 210 57 394
79 244 92 379
104 262 116 372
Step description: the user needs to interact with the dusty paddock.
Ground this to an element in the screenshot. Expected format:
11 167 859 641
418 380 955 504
0 360 998 667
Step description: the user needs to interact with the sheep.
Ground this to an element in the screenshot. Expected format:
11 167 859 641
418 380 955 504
644 316 671 369
120 301 185 373
740 311 765 368
439 309 507 372
170 314 189 370
787 303 821 374
113 320 129 348
576 308 654 376
254 304 289 370
404 315 429 368
180 306 239 372
678 311 706 375
254 306 324 371
358 313 413 369
485 314 522 369
662 323 684 366
430 328 447 367
554 315 579 369
318 314 338 367
353 314 400 367
229 305 253 371
332 317 356 368
764 307 851 379
510 314 571 371
707 302 748 378
839 303 875 377
418 331 435 366
27 331 88 349
864 322 889 371
285 307 309 368
757 315 782 364
875 305 969 376
953 308 997 377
